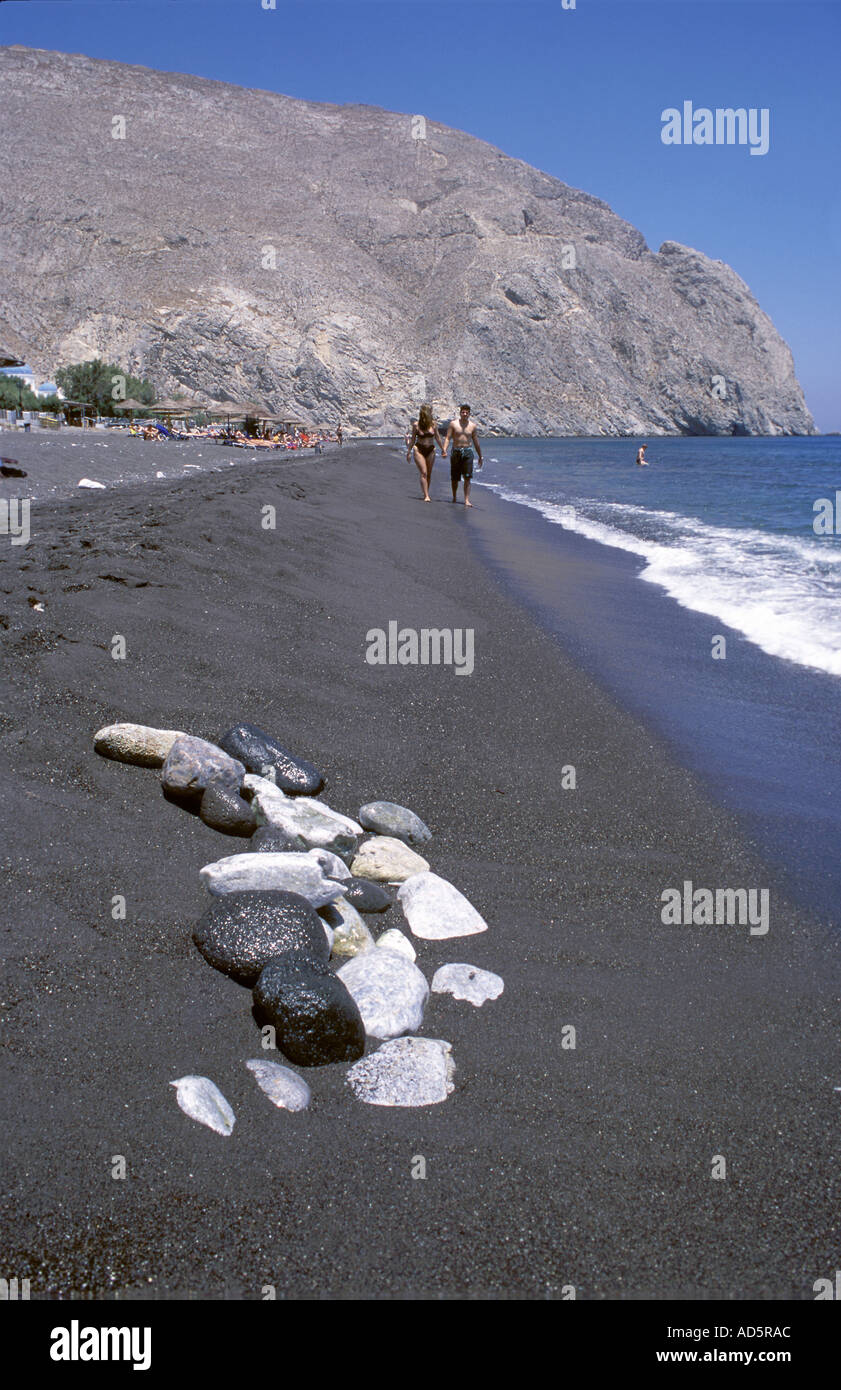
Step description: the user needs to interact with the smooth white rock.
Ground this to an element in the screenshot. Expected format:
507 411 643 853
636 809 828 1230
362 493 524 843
321 898 375 959
346 1038 455 1107
246 779 360 856
305 847 352 881
338 950 428 1038
350 836 430 883
302 795 363 835
199 851 344 907
431 963 504 1006
244 776 362 832
78 477 106 489
397 871 488 940
171 1075 235 1135
245 1059 311 1111
375 928 417 962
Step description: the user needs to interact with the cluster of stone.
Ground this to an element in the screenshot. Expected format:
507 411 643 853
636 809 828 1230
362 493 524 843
94 721 504 1125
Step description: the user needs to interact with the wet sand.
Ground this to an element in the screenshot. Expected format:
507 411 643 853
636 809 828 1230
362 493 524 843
1 441 838 1299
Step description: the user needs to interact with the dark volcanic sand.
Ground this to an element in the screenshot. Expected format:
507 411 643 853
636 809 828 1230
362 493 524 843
1 442 838 1300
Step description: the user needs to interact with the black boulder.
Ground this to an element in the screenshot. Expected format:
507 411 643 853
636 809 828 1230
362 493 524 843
193 890 330 986
253 956 365 1066
341 876 393 913
200 782 257 837
218 722 323 796
250 824 308 854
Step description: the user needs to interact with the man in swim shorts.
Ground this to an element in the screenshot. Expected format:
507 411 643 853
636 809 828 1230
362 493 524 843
443 403 483 506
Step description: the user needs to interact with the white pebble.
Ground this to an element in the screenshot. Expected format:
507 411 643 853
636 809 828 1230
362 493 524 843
246 1059 311 1111
398 871 488 940
431 963 504 1006
375 928 416 962
170 1075 235 1135
346 1037 454 1107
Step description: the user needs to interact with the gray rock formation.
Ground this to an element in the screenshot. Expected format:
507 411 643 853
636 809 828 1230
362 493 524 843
0 45 815 435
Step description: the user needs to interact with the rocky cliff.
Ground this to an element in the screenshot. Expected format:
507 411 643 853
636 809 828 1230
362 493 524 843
0 45 815 434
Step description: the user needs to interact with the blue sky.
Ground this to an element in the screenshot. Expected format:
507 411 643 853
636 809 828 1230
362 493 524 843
2 0 839 429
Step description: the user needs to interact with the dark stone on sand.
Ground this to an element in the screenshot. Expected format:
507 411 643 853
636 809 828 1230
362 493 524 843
253 957 365 1066
193 890 330 987
162 734 244 807
341 876 393 913
0 459 26 478
199 781 257 837
251 824 308 854
218 722 323 796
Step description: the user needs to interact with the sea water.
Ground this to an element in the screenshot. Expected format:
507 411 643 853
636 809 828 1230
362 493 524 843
473 436 841 927
477 437 841 678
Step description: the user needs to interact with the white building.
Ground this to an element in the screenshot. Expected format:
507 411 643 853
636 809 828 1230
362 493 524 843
0 363 36 389
0 366 64 399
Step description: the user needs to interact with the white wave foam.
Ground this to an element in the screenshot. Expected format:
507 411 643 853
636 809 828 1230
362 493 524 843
478 481 841 677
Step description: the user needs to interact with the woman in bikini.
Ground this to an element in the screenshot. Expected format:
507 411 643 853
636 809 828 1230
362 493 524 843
407 403 445 503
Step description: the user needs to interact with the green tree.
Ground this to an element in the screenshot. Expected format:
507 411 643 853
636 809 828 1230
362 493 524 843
54 359 156 417
0 375 41 412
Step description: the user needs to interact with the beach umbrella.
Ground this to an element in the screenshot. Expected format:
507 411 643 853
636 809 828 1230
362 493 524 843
217 403 274 438
114 397 151 417
152 398 203 414
0 346 24 368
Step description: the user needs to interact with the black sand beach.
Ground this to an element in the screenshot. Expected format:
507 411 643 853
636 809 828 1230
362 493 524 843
1 440 839 1300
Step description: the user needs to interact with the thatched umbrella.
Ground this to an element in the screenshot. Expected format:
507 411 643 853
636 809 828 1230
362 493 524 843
0 346 24 369
209 401 272 437
233 402 273 419
113 397 151 419
151 397 205 415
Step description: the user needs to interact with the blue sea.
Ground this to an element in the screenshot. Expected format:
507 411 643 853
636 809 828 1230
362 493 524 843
471 437 841 927
477 437 841 677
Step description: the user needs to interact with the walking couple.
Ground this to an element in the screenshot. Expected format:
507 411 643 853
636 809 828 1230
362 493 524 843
407 403 483 506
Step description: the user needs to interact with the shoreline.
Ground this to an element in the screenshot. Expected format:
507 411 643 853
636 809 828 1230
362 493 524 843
468 469 841 930
1 443 839 1299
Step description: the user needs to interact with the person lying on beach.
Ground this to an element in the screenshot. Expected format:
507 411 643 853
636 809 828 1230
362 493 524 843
443 404 483 506
407 403 445 503
636 444 649 466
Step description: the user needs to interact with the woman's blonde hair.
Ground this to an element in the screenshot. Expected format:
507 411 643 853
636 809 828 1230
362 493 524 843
417 403 433 432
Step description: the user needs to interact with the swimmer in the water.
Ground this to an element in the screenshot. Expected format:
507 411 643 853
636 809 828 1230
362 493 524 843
636 444 649 466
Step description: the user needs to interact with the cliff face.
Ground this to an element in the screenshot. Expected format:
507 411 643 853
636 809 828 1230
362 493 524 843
0 45 815 435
